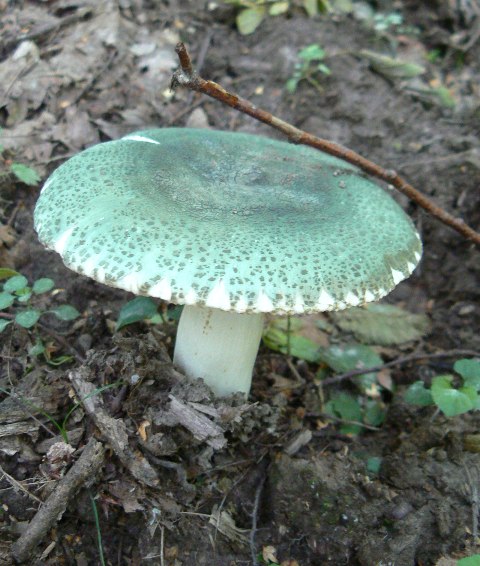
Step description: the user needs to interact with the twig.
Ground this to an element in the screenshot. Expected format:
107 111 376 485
250 474 266 566
0 385 57 439
307 412 381 431
11 438 105 564
69 367 160 487
171 43 480 246
160 525 165 566
1 6 93 55
321 349 480 387
0 463 43 504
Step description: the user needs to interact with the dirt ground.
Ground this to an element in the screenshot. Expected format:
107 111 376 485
1 1 480 565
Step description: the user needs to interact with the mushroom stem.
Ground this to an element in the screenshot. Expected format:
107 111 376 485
173 306 265 397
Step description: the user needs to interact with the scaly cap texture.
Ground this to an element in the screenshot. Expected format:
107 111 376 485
34 128 422 314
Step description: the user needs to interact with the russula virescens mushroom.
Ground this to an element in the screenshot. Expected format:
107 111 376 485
34 128 422 396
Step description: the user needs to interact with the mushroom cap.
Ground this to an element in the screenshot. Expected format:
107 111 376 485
34 128 422 314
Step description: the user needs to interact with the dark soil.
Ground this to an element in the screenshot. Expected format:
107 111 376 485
1 1 480 565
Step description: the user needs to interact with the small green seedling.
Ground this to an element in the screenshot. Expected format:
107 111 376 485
324 392 385 435
404 359 480 417
223 0 290 35
0 129 41 186
0 269 80 361
224 0 335 35
286 44 331 94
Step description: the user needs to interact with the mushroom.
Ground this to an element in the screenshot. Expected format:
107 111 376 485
34 128 422 396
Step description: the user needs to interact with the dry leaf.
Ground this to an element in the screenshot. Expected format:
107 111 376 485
263 546 279 563
137 420 150 441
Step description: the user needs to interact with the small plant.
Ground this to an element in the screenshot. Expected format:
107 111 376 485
0 129 41 186
373 11 403 31
224 0 335 35
286 44 331 93
0 269 80 360
404 359 480 417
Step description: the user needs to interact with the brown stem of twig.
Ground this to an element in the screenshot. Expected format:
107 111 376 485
171 42 480 247
321 349 480 387
11 438 105 563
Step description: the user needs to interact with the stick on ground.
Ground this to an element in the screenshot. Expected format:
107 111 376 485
11 437 105 564
69 367 160 487
171 42 480 247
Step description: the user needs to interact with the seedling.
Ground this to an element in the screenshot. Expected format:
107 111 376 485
286 44 331 94
0 269 80 362
0 129 41 186
404 359 480 417
224 0 334 35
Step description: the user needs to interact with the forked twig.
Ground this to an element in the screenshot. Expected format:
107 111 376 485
171 42 480 247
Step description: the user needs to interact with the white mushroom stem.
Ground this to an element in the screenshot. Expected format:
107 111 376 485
173 306 265 397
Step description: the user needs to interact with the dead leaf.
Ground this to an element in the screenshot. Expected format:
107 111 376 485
108 480 145 513
263 545 279 563
137 420 150 441
209 505 249 544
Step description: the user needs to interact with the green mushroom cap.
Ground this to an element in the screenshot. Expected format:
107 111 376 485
34 128 422 314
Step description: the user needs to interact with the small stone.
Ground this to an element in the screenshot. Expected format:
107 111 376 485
185 108 210 129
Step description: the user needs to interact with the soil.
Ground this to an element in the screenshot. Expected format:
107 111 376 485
1 1 480 565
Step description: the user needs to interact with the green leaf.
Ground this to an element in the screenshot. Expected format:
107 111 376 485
331 0 353 12
50 305 80 321
431 375 477 417
236 6 266 35
262 325 321 363
324 392 362 435
164 304 184 322
360 50 425 79
364 399 386 426
15 309 41 328
317 0 332 12
269 1 289 16
318 343 383 393
116 296 158 330
4 275 28 293
366 456 382 474
454 359 480 390
303 0 318 16
0 268 19 280
429 86 456 108
0 319 13 332
0 292 14 310
10 163 41 186
29 341 46 357
317 63 331 75
17 292 32 303
331 304 430 346
458 554 480 566
298 44 325 61
32 278 55 294
404 380 434 406
285 78 299 93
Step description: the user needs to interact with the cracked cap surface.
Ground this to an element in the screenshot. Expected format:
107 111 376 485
34 127 422 314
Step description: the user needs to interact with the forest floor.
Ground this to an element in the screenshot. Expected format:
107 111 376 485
1 1 480 565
